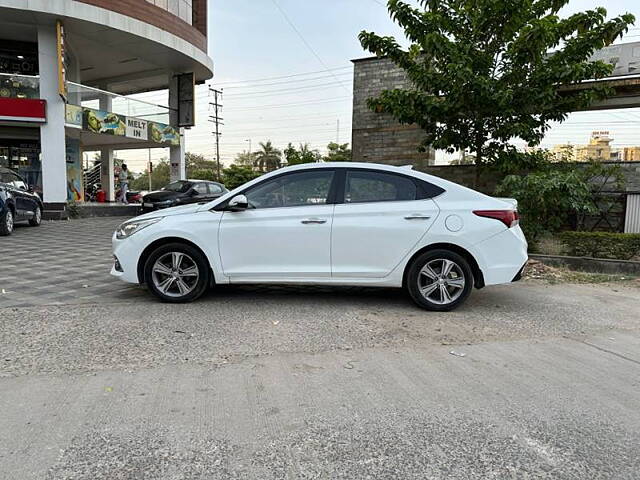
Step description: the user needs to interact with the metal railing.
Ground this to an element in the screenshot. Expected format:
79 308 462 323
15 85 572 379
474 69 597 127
67 82 171 124
0 72 39 99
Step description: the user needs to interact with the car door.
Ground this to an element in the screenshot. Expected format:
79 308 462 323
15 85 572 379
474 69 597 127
186 182 208 204
331 169 440 278
218 169 336 280
5 171 31 219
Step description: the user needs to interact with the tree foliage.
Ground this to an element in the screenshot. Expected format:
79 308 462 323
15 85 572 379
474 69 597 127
129 160 170 191
323 142 351 162
495 151 624 241
254 141 282 172
221 164 261 190
284 143 322 165
359 0 635 165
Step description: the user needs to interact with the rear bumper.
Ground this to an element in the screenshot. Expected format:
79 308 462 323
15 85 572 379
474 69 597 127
473 226 528 286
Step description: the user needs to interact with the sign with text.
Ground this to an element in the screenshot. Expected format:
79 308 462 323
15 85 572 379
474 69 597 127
126 117 148 140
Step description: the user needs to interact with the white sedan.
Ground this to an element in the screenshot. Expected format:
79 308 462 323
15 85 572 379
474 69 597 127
111 162 528 311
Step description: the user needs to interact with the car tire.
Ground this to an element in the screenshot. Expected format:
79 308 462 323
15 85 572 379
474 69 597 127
144 242 210 303
0 208 14 236
29 205 42 226
406 249 474 311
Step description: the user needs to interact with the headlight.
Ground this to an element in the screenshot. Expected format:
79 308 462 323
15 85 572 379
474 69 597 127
116 217 162 239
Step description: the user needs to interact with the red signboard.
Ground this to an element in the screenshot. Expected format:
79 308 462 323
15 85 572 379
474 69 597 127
0 97 46 123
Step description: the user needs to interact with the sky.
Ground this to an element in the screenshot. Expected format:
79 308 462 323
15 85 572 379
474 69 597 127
118 0 640 172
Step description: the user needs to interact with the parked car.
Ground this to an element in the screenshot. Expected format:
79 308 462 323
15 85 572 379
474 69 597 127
141 180 227 211
0 166 43 235
112 163 528 311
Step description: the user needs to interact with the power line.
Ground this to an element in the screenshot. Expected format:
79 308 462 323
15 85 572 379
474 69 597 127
225 96 352 111
212 66 352 86
270 0 351 94
224 81 351 98
221 71 352 90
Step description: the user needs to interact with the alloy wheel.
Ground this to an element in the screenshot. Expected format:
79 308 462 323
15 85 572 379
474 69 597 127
6 210 13 233
35 207 41 224
151 251 200 298
418 258 466 305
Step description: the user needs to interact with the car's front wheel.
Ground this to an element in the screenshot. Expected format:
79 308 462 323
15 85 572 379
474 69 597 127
406 249 474 311
0 208 14 236
144 243 210 303
29 205 41 226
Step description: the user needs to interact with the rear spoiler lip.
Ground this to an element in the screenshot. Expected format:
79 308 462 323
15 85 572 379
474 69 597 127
493 197 518 209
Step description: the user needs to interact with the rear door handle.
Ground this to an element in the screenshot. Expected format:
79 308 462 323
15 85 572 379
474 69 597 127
301 218 327 224
404 214 431 220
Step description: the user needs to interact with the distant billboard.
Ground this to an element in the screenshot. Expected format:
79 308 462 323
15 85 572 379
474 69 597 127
590 42 640 77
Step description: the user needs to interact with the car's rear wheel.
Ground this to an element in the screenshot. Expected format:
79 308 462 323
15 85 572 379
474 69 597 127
0 208 14 236
144 243 210 303
406 249 474 311
29 205 41 226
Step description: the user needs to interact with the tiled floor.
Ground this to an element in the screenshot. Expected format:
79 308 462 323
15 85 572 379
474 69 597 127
0 217 149 308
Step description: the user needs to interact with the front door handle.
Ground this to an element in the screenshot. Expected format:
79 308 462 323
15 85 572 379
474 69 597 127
301 218 327 224
404 214 431 220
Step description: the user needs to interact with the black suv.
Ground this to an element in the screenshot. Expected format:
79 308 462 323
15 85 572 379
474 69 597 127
0 167 43 236
141 180 228 211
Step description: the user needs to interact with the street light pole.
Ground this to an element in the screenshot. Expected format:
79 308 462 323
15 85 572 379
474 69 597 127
245 138 252 154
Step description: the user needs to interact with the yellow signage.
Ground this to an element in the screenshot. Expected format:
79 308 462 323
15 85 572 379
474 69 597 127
56 20 67 102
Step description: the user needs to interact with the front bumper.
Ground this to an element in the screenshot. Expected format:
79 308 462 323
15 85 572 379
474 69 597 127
111 233 146 284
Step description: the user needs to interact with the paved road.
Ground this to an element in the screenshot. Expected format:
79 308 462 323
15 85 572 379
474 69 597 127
1 218 640 479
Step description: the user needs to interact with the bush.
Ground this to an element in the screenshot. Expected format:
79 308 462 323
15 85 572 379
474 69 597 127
560 231 640 260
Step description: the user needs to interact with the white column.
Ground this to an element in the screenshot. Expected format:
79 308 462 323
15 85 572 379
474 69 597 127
168 73 185 182
99 94 115 201
37 24 67 204
170 129 186 181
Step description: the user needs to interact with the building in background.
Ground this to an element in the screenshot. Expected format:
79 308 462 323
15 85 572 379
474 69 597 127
0 0 212 215
551 131 639 162
623 146 640 161
351 57 435 170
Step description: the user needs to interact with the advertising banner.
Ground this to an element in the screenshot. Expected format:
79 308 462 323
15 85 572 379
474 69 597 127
83 107 126 136
65 137 83 202
79 107 179 146
126 117 148 140
148 121 180 146
65 104 82 128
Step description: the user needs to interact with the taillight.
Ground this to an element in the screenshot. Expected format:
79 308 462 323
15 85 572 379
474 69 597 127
473 210 519 228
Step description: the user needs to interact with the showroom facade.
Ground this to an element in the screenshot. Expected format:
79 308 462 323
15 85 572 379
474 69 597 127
0 0 213 213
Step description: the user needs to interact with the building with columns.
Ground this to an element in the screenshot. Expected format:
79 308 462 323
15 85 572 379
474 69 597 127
0 0 213 216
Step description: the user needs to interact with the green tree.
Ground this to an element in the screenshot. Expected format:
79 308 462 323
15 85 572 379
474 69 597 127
186 152 220 181
284 143 322 165
254 141 282 172
129 160 170 191
323 142 351 162
359 1 634 169
234 151 257 167
222 164 262 190
495 150 624 241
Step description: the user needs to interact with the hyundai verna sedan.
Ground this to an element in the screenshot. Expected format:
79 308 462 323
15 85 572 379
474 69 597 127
111 163 528 311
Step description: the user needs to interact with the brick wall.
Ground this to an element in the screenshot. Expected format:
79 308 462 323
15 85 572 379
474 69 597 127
76 0 207 52
351 57 435 169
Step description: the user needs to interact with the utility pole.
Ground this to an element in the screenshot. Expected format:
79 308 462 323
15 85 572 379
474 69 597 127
336 119 340 144
245 138 252 154
147 149 152 192
208 87 224 181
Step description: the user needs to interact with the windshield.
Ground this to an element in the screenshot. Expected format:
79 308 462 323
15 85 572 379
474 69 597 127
162 181 192 193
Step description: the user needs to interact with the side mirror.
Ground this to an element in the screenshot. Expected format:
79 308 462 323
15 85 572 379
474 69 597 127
227 194 248 211
189 188 199 196
28 184 34 193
